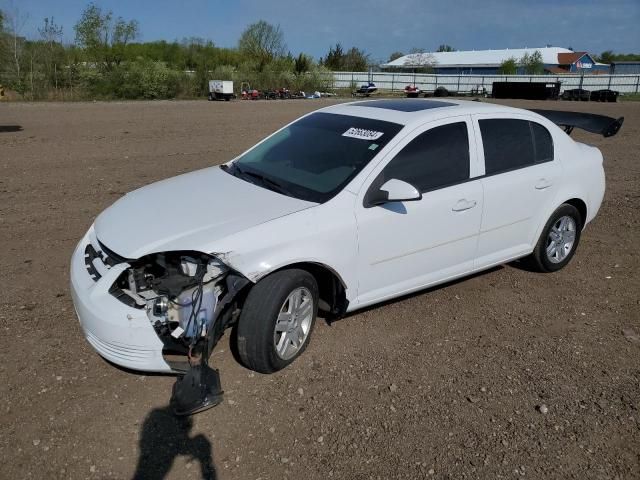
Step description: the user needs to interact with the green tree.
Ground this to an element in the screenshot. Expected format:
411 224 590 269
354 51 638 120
294 52 312 74
520 50 544 74
122 59 179 99
0 10 5 64
238 20 285 70
388 51 404 62
343 47 369 71
39 17 63 48
437 44 455 52
498 58 518 75
597 50 614 64
321 44 369 71
3 4 29 96
37 17 64 90
74 3 138 70
321 43 344 70
616 52 640 61
594 50 640 63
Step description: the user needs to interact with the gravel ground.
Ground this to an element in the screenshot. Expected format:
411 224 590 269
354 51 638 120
0 98 638 480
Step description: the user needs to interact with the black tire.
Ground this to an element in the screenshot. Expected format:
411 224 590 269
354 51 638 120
526 204 583 272
236 269 319 373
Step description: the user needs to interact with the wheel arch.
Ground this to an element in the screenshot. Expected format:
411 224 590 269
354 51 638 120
530 194 589 251
254 261 349 319
563 197 587 229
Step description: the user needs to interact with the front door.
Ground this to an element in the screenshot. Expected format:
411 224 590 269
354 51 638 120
354 117 483 308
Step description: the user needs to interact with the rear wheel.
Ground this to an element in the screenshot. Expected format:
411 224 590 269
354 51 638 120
526 204 583 272
236 269 318 373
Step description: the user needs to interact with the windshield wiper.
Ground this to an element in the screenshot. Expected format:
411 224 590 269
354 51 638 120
229 163 293 197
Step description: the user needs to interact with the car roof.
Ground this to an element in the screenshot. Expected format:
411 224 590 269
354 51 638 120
348 99 458 112
318 99 527 126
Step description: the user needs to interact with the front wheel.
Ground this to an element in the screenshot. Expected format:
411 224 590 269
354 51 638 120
236 269 318 373
526 204 583 272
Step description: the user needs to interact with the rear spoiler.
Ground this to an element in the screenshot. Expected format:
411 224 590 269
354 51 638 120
530 109 624 138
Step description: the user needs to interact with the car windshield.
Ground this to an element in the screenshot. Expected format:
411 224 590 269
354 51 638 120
223 112 403 203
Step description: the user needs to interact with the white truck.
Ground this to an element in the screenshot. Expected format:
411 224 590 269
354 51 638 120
208 80 235 101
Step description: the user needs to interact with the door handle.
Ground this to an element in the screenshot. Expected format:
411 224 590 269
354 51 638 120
535 178 553 190
452 199 477 212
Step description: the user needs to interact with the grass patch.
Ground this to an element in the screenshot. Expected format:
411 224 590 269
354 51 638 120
619 93 640 102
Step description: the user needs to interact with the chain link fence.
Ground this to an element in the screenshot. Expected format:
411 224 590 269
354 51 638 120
324 71 640 95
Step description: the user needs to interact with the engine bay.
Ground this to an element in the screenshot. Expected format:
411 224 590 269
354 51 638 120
112 252 228 343
108 250 249 415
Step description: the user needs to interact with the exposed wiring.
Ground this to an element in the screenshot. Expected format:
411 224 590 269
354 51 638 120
182 265 206 348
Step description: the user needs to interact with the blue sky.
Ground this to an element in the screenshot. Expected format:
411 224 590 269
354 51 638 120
4 0 640 61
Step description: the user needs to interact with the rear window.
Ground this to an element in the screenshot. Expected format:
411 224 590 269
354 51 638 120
480 119 554 175
531 122 554 163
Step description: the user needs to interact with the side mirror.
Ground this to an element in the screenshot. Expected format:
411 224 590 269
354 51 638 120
365 179 422 207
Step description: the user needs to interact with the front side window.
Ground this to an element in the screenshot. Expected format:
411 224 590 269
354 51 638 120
480 119 554 175
380 121 470 193
225 112 403 203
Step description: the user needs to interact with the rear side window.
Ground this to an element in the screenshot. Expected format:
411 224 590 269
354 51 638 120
480 119 554 175
382 122 470 193
531 122 554 163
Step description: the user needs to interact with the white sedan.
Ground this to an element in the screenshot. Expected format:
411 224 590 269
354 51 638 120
70 99 623 414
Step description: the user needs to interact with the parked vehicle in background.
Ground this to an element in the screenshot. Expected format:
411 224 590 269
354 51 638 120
590 89 619 102
264 88 292 100
493 81 561 100
352 82 378 97
240 82 261 100
434 86 451 97
562 88 591 101
404 85 423 98
208 80 235 101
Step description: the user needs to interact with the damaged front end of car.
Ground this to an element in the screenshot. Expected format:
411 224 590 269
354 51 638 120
108 248 250 415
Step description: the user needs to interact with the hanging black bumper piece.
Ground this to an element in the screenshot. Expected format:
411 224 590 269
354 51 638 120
171 362 224 416
170 339 224 416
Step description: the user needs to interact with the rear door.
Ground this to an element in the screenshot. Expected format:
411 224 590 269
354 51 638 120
473 114 561 268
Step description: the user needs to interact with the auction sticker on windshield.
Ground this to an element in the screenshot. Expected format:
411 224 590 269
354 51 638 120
342 127 384 140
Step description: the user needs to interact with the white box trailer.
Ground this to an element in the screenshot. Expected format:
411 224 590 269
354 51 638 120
208 80 235 101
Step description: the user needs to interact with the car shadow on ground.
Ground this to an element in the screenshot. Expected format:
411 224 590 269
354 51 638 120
507 258 541 273
0 125 22 132
132 405 217 480
329 265 506 323
226 265 510 364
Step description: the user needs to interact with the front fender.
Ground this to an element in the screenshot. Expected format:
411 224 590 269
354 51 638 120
204 191 360 304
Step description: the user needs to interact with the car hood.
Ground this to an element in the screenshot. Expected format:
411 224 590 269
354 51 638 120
94 166 316 259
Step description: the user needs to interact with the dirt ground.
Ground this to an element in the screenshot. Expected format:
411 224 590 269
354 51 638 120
0 97 638 480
